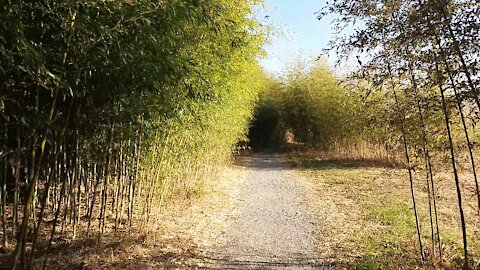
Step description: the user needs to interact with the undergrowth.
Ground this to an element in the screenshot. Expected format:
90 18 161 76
289 156 480 269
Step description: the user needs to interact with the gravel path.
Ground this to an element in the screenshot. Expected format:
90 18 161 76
54 154 325 269
197 154 322 269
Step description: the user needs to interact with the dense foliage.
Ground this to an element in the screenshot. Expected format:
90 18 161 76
250 61 394 159
0 0 265 268
280 62 361 147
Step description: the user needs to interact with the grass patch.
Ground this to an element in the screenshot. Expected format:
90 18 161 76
367 202 415 239
291 156 480 269
353 256 383 270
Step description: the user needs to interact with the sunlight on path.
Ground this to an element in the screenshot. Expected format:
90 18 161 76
192 155 323 269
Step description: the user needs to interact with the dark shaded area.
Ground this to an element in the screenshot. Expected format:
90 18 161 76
247 104 281 150
158 252 333 269
234 154 290 171
288 157 404 170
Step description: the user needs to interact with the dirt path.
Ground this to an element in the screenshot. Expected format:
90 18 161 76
53 154 323 269
193 154 322 269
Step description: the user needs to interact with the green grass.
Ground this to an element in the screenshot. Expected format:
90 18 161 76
366 199 416 240
353 256 383 270
360 199 421 268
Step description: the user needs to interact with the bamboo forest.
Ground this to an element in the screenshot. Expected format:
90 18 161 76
0 0 479 269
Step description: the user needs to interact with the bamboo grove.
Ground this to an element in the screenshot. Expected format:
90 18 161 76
318 0 480 268
250 61 399 163
0 0 265 269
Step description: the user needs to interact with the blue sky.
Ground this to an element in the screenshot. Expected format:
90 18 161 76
256 0 335 75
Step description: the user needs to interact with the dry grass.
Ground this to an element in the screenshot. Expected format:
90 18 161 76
27 165 248 270
290 156 480 269
9 153 480 269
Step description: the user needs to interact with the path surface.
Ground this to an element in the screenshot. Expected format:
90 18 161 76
195 154 322 269
49 154 325 269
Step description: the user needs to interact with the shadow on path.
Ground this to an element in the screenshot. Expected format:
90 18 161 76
234 154 290 170
289 157 402 170
154 251 344 269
